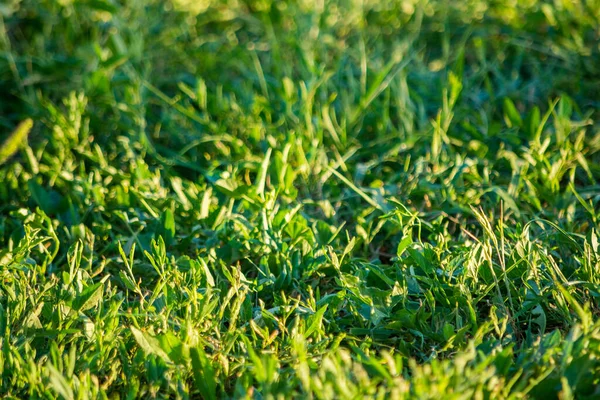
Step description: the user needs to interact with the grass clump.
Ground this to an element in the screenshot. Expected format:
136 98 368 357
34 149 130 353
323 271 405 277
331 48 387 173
1 0 600 398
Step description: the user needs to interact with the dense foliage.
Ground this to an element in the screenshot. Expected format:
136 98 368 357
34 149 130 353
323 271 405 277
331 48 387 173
1 0 599 398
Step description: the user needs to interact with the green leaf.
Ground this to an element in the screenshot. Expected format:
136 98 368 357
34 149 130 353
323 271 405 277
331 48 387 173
489 187 521 218
328 166 386 211
27 181 63 215
88 0 118 13
256 147 272 198
503 98 522 128
160 209 176 245
397 234 413 257
190 346 217 400
47 363 74 400
157 332 186 364
130 326 171 363
305 304 328 338
73 282 104 312
525 106 541 139
119 271 136 291
0 118 33 165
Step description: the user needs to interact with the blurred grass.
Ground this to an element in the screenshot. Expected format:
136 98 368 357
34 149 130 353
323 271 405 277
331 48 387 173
0 0 600 398
0 117 32 165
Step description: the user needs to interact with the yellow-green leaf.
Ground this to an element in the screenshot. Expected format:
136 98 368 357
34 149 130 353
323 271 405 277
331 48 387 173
0 118 33 165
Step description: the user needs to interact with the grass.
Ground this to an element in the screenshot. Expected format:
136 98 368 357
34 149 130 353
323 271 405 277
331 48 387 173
0 0 599 398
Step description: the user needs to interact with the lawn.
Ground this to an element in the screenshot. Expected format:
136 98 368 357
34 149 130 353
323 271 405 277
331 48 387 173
1 0 600 398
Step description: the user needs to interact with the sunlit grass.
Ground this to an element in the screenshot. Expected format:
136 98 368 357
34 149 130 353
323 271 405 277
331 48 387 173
0 0 599 398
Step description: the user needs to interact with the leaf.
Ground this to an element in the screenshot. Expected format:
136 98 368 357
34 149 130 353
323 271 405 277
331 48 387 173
0 303 5 333
569 183 596 221
443 323 455 341
256 147 272 198
130 326 171 362
47 363 74 400
157 332 186 364
119 271 136 291
448 71 463 107
557 95 573 119
27 181 63 215
397 234 413 257
305 304 328 338
73 282 104 312
199 258 215 287
190 346 217 400
532 304 547 333
534 98 560 143
555 284 591 332
160 209 176 245
88 0 118 13
503 98 522 128
328 166 386 211
0 118 33 165
525 106 541 139
489 187 521 218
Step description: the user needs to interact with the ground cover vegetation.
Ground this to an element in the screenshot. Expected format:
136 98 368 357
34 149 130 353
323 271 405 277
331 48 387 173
1 0 600 398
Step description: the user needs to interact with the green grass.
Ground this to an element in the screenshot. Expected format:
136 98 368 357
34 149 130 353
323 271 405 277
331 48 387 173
1 0 600 398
